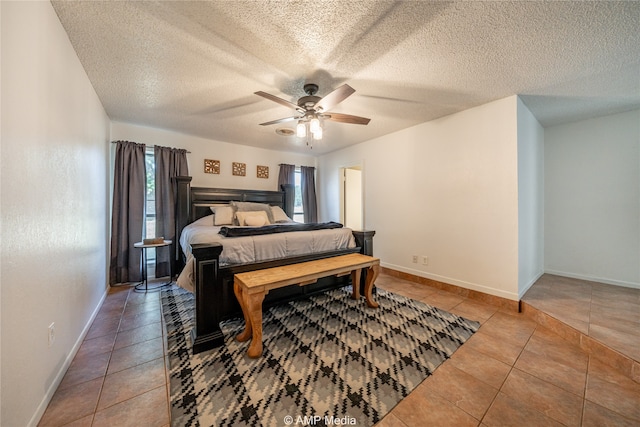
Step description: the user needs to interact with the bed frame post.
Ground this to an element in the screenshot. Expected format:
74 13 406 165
191 243 224 354
352 230 376 295
352 230 375 256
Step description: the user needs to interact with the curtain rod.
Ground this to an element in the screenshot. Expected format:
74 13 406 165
278 164 314 168
111 141 191 153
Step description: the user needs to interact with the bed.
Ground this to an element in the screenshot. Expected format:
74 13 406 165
173 176 375 354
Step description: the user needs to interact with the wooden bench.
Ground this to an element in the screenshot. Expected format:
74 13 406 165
233 253 380 358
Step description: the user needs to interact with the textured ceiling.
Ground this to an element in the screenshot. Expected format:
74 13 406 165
52 1 640 155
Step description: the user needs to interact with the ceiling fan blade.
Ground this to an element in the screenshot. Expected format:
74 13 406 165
259 116 299 126
314 84 356 112
325 112 371 125
255 91 303 112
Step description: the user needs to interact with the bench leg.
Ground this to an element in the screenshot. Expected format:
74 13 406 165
245 291 265 358
364 264 380 308
234 281 266 357
351 268 362 300
234 281 252 342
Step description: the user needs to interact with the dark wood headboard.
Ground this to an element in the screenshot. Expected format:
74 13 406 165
174 176 295 264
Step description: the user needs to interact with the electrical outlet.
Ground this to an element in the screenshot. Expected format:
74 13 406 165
412 255 418 263
48 323 55 347
422 256 429 265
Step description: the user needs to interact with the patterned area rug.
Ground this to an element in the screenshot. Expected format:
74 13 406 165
161 285 480 427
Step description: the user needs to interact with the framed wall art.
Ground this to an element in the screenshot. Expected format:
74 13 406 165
204 159 220 174
257 165 269 179
232 162 246 176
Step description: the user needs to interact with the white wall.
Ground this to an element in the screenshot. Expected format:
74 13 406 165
517 98 545 297
545 109 640 288
1 2 111 426
318 96 521 300
111 122 316 190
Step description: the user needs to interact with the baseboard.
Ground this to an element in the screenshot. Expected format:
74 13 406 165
517 271 545 300
544 269 640 290
28 288 109 427
380 264 520 312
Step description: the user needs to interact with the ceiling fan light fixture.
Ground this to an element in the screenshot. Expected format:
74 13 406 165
309 117 321 134
256 83 369 149
296 121 307 138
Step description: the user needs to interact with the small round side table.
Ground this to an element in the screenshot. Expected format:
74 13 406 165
134 240 172 292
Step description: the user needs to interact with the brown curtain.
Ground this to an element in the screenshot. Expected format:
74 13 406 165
278 163 296 188
109 141 146 284
301 166 318 223
154 145 189 278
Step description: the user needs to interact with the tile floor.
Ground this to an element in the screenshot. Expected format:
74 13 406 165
38 273 640 426
521 274 640 363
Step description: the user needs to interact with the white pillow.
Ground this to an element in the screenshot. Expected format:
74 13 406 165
244 215 267 227
231 201 275 223
191 214 214 226
236 210 270 227
212 206 235 226
270 205 292 223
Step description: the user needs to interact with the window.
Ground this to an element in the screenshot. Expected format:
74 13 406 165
145 149 156 262
293 168 304 222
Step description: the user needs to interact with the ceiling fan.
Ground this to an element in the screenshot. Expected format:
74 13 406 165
255 83 370 143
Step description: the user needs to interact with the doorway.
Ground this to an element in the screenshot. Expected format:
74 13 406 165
340 166 363 230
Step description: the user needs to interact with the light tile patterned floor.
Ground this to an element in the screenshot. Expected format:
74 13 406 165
38 273 640 426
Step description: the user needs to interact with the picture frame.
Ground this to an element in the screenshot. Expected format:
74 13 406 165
257 165 269 179
204 159 220 174
232 162 246 176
